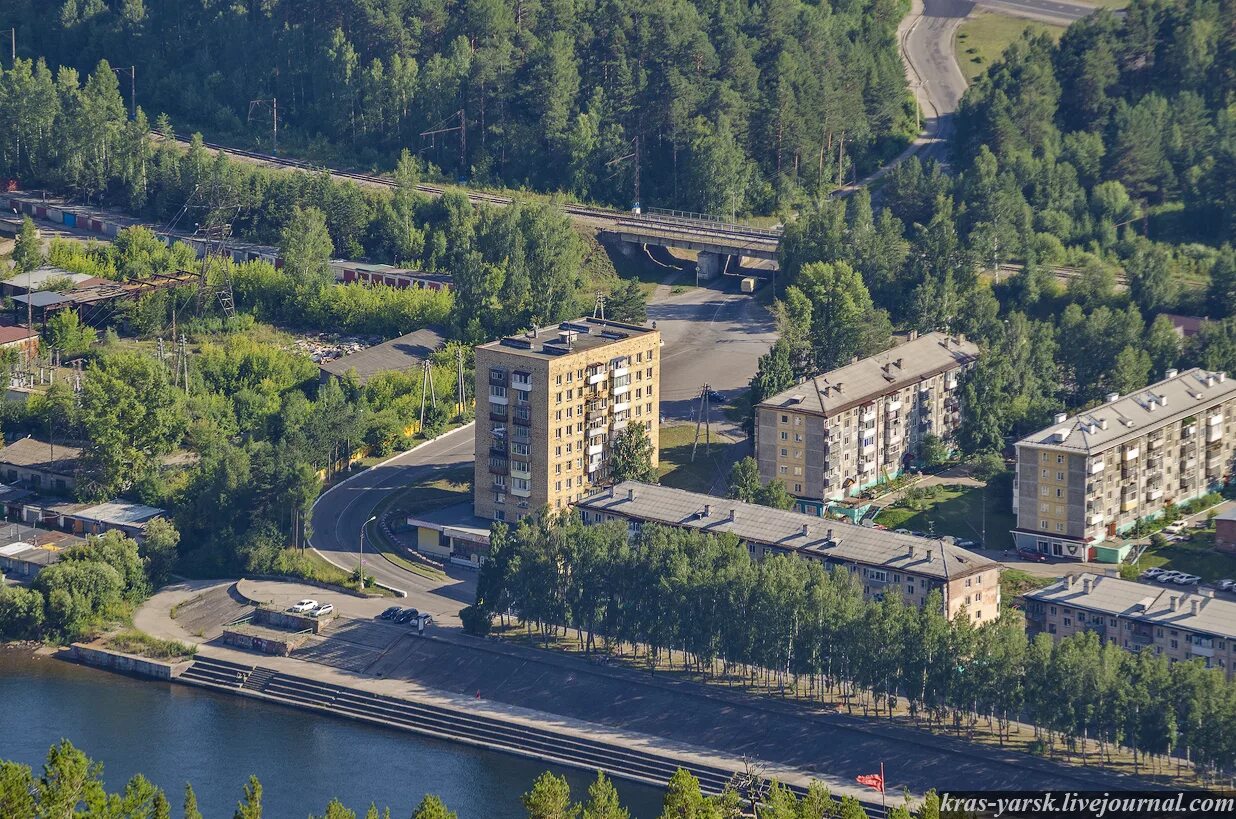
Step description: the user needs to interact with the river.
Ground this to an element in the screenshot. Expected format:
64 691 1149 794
0 650 664 818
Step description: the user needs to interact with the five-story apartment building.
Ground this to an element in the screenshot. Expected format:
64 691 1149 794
473 318 661 522
1013 368 1236 560
754 331 979 515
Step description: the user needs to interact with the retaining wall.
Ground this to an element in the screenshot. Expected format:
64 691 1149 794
68 643 192 680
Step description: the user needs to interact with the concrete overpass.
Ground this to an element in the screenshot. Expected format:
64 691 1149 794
602 210 783 277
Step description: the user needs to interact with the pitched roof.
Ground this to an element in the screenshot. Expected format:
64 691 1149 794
1026 572 1236 640
758 332 979 417
0 325 38 345
578 481 996 581
1016 368 1236 455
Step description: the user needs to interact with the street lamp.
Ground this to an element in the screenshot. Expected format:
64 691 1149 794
358 514 377 584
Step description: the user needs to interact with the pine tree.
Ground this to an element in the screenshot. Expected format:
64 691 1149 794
580 772 627 819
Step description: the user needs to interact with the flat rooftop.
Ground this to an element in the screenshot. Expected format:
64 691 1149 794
478 317 657 360
1016 368 1236 455
758 331 979 417
319 326 446 384
1026 572 1236 639
579 481 996 581
74 501 167 526
1 266 96 293
407 501 491 543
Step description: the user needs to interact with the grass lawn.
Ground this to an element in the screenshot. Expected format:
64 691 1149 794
364 465 472 581
1001 568 1053 602
657 423 738 494
955 11 1067 84
875 476 1016 550
1129 531 1236 583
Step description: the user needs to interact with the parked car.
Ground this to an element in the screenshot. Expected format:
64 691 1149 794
288 599 319 613
311 603 335 617
1141 567 1167 579
379 606 402 620
1017 548 1048 563
394 608 419 624
894 528 911 535
1217 579 1236 591
706 390 725 403
1155 571 1183 584
1172 573 1201 585
411 612 433 628
955 538 980 549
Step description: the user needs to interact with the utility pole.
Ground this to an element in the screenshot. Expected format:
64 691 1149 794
248 98 277 154
419 110 466 179
691 384 712 462
455 346 467 418
419 360 438 430
358 514 377 585
112 65 136 119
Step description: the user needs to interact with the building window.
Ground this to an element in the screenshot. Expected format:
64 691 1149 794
781 432 789 440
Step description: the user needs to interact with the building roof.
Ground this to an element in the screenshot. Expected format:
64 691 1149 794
1216 507 1236 523
319 326 446 384
0 541 63 568
73 501 166 527
0 325 38 345
758 332 979 417
1 266 95 293
478 317 658 361
578 481 997 581
1016 368 1236 456
1026 572 1236 640
0 438 83 474
12 290 74 308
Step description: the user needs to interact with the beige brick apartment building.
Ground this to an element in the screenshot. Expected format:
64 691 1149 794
754 331 980 515
1013 368 1236 561
473 318 661 522
1025 573 1236 679
578 481 1001 622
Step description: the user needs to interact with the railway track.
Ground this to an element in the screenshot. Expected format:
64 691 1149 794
168 135 783 246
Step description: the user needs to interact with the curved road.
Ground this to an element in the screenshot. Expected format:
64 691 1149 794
312 278 776 591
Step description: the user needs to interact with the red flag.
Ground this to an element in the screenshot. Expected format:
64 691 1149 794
855 773 884 793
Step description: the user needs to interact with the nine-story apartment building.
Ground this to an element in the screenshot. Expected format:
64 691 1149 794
473 317 661 522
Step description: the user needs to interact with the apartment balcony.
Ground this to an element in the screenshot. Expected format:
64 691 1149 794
511 485 531 498
1208 426 1224 444
859 459 876 474
1121 467 1139 481
1209 413 1224 427
1123 447 1139 461
488 459 508 476
860 442 876 457
612 417 629 431
1191 638 1216 658
945 376 958 390
489 392 509 406
490 442 508 457
510 462 531 479
1145 456 1163 470
1089 460 1105 474
511 372 532 390
587 369 607 385
886 399 902 414
861 409 876 425
489 370 507 386
587 442 604 457
1148 436 1163 449
587 423 607 439
1185 456 1198 471
1121 497 1138 513
610 364 629 378
1146 487 1163 501
1184 423 1198 438
612 383 630 397
613 400 631 414
1088 512 1105 526
489 409 509 422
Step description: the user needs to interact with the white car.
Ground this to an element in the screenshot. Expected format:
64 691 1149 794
1141 567 1167 579
1217 579 1236 591
311 603 335 617
1172 573 1201 585
1155 572 1182 584
289 599 319 613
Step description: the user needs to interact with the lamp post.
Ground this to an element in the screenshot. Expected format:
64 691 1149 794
358 514 377 585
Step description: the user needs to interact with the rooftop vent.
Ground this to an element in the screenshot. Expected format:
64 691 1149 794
801 523 810 537
1106 392 1120 403
1220 373 1228 383
1191 599 1201 615
1054 412 1068 424
728 508 736 522
1100 418 1109 430
627 488 635 501
926 549 934 562
1170 596 1179 612
1083 577 1093 593
909 330 919 341
703 504 712 518
1166 368 1178 379
1206 374 1216 387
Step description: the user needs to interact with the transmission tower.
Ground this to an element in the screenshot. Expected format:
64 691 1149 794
455 346 467 418
592 291 606 320
247 97 278 154
419 360 438 430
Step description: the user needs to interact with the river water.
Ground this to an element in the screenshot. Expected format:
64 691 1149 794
0 650 664 818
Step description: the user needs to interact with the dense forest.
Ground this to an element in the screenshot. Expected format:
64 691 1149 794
1 0 914 214
468 514 1236 777
0 741 931 819
756 0 1236 455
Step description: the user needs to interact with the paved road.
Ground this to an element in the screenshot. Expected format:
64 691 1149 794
311 276 775 589
650 278 776 420
976 0 1097 24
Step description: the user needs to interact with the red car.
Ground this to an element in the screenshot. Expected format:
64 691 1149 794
1017 548 1048 563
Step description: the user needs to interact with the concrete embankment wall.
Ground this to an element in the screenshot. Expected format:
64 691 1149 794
68 643 192 680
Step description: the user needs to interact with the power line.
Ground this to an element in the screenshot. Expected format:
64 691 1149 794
691 384 712 462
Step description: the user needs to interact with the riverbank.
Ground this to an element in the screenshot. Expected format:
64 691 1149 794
0 649 665 818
